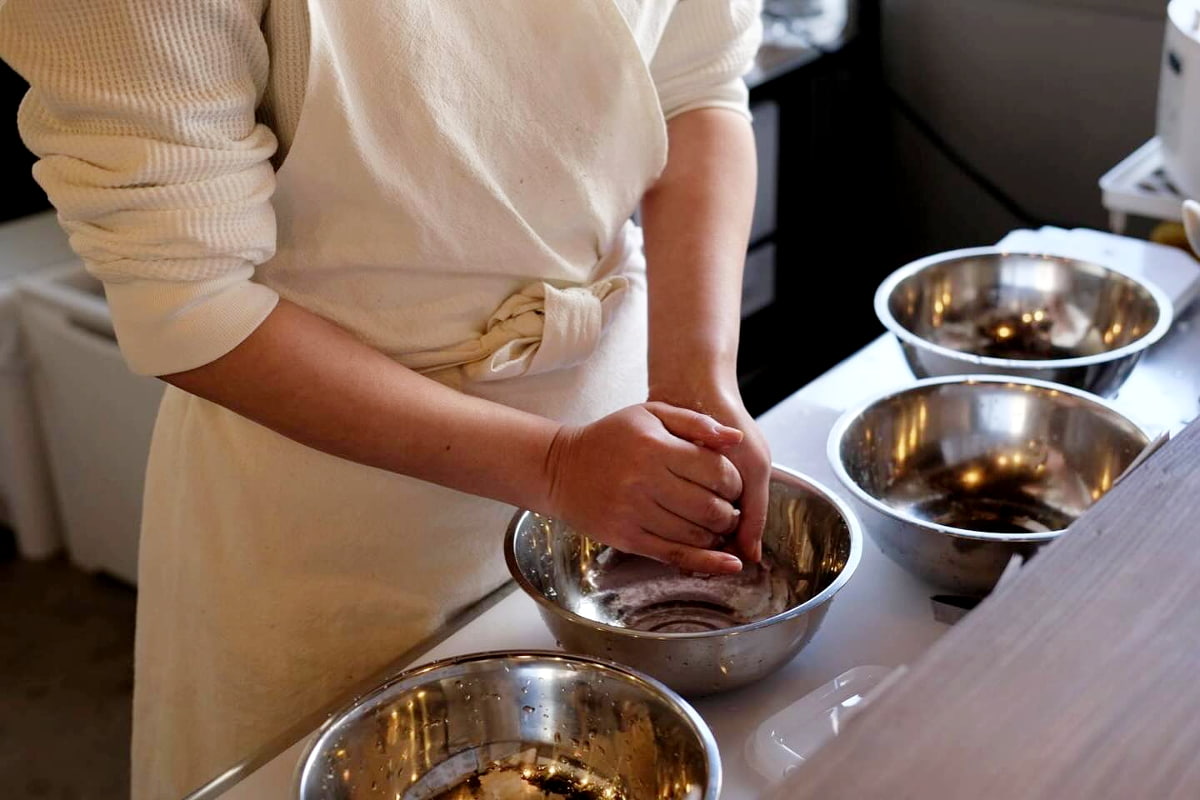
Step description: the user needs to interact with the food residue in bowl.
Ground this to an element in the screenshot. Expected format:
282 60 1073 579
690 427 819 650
427 749 626 800
577 548 806 633
933 302 1102 360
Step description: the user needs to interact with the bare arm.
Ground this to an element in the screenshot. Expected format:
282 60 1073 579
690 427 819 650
640 107 773 562
164 299 747 573
163 299 561 510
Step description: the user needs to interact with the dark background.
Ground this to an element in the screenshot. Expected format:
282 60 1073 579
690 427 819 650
1 61 49 222
737 3 907 413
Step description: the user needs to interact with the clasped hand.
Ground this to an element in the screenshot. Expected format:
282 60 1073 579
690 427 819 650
544 401 764 575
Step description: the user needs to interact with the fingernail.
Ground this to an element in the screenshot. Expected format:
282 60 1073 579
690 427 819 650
717 553 743 571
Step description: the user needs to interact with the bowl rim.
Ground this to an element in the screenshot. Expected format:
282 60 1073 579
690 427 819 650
292 649 722 799
874 246 1176 370
825 373 1152 544
503 464 864 642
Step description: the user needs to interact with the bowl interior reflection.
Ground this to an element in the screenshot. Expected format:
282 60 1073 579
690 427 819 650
885 252 1165 362
297 652 717 800
511 473 854 635
835 379 1149 536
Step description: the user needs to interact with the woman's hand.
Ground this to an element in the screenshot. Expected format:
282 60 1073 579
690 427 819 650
700 389 772 564
648 382 772 564
543 402 749 574
637 108 770 562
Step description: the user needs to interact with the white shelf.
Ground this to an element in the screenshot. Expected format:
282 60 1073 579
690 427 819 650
1099 137 1187 233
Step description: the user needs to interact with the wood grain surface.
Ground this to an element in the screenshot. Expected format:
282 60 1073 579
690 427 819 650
780 416 1200 800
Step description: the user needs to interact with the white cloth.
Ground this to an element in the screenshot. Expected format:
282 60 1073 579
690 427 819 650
406 223 640 386
110 2 761 798
251 0 671 389
0 0 763 376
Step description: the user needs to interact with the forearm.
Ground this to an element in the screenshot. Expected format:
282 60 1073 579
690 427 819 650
162 299 560 512
639 105 768 562
640 107 757 402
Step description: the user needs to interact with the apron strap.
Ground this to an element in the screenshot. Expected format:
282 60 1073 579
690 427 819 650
462 274 630 382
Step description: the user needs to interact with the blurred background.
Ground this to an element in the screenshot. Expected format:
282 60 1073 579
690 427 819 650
0 1 1187 797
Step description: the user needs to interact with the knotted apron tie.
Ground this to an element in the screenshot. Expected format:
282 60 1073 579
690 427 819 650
401 221 640 385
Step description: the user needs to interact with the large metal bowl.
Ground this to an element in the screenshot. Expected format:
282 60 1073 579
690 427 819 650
295 650 720 799
875 247 1173 397
505 466 862 698
827 375 1150 596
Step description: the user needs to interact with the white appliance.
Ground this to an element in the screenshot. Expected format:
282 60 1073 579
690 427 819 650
18 265 163 585
1158 0 1200 199
0 211 76 560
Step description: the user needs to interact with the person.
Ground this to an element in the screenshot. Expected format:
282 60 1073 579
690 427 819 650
0 1 769 796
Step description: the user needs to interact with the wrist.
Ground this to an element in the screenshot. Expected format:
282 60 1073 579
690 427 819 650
533 421 574 520
647 328 740 401
647 365 742 416
460 411 567 518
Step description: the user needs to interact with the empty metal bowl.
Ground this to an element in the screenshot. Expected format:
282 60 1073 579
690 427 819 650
295 650 719 799
875 247 1173 397
827 375 1150 595
504 466 862 697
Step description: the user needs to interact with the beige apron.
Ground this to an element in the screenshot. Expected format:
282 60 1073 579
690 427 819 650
131 2 667 797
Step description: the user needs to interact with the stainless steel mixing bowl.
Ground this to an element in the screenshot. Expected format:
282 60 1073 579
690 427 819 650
875 247 1174 397
827 375 1150 595
504 466 862 697
295 650 720 799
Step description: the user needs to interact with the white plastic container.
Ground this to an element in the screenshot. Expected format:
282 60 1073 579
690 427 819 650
0 211 77 559
17 265 163 585
1158 0 1200 199
747 664 901 789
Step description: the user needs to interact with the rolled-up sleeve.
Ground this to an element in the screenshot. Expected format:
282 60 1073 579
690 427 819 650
650 0 764 123
0 0 281 376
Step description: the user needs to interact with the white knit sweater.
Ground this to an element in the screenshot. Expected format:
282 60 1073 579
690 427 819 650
0 1 763 375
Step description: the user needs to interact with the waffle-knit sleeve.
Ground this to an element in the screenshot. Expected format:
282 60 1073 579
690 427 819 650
0 0 281 376
650 0 764 123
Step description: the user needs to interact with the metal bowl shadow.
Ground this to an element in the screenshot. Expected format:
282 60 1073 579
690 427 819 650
504 466 862 698
875 247 1174 397
827 375 1150 596
295 650 720 799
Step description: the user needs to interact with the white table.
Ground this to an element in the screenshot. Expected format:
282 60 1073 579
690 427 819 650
205 352 955 800
190 232 1200 799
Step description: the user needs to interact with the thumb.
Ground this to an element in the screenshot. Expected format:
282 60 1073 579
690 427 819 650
646 402 744 449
